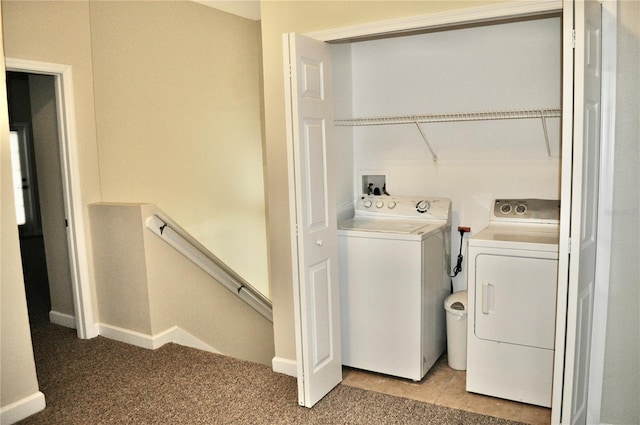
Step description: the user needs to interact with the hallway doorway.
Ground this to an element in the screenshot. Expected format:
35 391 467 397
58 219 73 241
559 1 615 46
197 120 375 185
6 71 70 326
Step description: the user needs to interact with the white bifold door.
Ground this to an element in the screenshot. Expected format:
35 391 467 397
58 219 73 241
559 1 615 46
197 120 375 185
554 0 603 424
283 33 342 408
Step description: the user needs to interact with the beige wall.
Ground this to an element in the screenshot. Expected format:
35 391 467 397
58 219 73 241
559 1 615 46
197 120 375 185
2 0 274 412
0 3 43 416
89 204 153 334
3 0 269 323
89 1 269 298
260 0 503 363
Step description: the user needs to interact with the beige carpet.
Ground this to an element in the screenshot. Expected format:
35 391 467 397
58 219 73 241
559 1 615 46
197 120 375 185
19 322 525 424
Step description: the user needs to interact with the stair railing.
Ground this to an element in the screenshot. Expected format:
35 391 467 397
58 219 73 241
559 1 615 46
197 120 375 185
145 213 272 322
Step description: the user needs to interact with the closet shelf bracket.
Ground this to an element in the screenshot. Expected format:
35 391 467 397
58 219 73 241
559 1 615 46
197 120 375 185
540 110 552 157
414 122 438 163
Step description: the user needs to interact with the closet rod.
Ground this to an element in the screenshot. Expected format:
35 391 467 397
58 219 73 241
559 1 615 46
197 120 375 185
334 108 561 126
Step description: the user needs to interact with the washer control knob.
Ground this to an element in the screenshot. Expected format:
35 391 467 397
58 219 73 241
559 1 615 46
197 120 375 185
416 200 430 213
388 201 397 209
376 201 384 208
363 200 372 208
500 203 512 214
516 204 527 214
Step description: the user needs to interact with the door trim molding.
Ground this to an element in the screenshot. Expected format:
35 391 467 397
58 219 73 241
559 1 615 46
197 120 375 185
306 0 562 42
5 58 98 339
588 2 617 422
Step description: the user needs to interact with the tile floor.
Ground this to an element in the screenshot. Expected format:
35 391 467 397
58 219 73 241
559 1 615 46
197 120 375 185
342 355 551 425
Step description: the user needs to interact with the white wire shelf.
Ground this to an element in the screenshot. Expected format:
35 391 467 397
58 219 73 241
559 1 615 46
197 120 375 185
334 108 562 126
334 108 562 162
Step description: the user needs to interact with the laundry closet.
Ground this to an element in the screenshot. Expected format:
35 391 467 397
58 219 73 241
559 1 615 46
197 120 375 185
329 14 562 290
283 7 566 409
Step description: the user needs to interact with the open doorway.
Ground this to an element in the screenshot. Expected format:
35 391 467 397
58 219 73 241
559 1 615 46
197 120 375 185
6 58 97 340
6 71 72 326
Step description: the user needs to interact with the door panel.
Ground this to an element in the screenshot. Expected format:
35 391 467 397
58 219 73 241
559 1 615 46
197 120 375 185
284 32 342 408
561 1 602 423
303 119 328 228
308 260 332 370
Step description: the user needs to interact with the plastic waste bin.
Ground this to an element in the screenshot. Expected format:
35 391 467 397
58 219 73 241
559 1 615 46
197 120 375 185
444 290 467 371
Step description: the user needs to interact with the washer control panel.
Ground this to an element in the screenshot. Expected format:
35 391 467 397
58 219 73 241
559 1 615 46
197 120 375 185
492 199 560 223
356 195 451 220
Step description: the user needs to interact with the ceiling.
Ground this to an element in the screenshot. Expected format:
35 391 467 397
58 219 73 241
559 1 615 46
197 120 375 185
192 0 261 21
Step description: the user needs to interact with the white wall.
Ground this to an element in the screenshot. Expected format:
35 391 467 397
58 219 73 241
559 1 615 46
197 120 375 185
330 43 355 221
336 16 561 290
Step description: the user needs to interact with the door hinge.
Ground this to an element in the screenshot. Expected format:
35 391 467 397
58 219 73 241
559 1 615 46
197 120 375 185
567 237 572 254
65 219 69 228
572 29 576 49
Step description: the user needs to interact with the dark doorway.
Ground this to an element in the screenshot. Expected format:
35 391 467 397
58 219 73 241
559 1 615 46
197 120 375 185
6 71 53 324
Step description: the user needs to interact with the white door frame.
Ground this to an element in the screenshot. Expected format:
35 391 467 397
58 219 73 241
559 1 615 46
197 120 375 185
587 2 617 422
306 1 563 42
552 1 579 420
5 58 97 339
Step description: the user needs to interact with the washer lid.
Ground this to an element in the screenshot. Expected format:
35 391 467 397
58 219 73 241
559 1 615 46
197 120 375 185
339 218 441 235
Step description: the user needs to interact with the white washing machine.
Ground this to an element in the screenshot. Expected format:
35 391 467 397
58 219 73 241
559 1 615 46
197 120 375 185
466 199 560 407
338 195 451 381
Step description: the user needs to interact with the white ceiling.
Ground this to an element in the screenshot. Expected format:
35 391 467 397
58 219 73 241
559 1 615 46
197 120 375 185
192 0 261 21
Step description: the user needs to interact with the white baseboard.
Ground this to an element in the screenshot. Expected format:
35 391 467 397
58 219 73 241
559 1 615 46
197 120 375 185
98 323 220 354
272 356 297 377
0 391 45 424
98 323 158 349
49 310 76 329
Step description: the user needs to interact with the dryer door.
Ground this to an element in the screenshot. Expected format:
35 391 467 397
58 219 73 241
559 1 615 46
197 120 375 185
474 252 558 350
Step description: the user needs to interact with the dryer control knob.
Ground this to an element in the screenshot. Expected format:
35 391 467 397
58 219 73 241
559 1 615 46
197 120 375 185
516 204 527 214
416 200 430 213
364 200 373 208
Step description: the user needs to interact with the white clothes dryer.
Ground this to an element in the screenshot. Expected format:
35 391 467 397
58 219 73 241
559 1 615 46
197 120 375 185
338 195 451 381
466 199 560 407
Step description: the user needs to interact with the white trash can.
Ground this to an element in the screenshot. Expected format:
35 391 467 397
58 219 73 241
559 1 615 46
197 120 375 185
444 290 467 371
